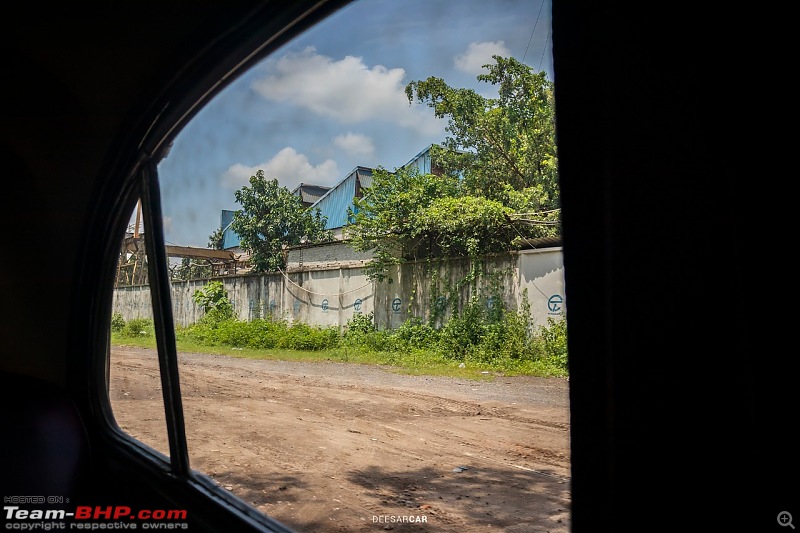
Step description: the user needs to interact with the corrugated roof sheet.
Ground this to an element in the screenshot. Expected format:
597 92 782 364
292 183 331 205
311 166 374 230
356 168 373 189
403 145 433 175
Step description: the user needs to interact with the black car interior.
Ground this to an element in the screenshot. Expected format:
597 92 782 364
1 1 792 531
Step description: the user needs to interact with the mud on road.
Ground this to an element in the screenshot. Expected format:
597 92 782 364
109 346 571 532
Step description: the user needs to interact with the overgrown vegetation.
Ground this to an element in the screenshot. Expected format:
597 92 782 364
346 56 560 281
191 280 234 323
111 304 568 378
114 317 155 338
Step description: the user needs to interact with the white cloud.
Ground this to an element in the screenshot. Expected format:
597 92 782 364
333 132 375 159
251 47 441 134
221 147 339 191
454 41 511 75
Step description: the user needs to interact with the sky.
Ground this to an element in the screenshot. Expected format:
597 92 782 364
154 0 553 248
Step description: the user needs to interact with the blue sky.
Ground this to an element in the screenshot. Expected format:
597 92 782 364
155 0 553 248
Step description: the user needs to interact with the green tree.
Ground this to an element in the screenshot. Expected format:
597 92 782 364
231 170 332 272
347 167 558 281
345 166 457 280
346 57 560 281
405 55 559 208
207 227 224 250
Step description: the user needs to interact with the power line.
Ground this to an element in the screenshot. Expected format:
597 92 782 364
538 26 552 73
522 0 547 64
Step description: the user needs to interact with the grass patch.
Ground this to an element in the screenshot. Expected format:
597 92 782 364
112 333 507 380
110 310 568 380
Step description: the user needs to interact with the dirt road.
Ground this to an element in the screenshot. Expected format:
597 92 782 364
109 346 571 532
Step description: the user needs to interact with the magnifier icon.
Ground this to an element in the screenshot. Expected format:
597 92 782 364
778 511 795 529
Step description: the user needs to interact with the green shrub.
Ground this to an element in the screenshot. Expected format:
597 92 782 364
436 296 486 359
394 317 439 349
192 281 234 325
121 318 154 338
539 317 568 371
342 312 376 348
247 318 285 349
279 322 339 351
111 312 126 333
345 311 376 335
184 316 340 351
214 319 255 347
172 293 568 378
363 329 399 352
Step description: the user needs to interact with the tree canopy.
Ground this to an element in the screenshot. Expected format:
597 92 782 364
347 56 560 281
406 55 558 206
231 170 332 272
207 227 224 250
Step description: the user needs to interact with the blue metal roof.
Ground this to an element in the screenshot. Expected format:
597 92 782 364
311 166 373 230
403 145 433 175
309 145 437 230
291 183 331 206
221 209 240 249
218 145 435 244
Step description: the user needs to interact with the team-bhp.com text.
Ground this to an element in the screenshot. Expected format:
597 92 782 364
4 506 188 530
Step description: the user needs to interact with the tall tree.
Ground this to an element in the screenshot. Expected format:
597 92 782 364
347 57 560 281
231 170 332 272
207 227 224 250
346 166 458 280
405 55 559 208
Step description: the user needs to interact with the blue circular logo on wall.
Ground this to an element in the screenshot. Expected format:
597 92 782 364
391 297 402 313
322 299 329 312
547 294 564 313
354 298 362 311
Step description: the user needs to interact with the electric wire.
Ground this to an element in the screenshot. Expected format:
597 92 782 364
538 26 552 73
522 0 547 64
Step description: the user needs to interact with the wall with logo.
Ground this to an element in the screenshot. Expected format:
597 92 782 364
113 248 565 331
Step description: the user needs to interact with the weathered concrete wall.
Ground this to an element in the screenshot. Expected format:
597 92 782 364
374 248 565 330
286 240 374 271
112 248 565 330
518 248 567 326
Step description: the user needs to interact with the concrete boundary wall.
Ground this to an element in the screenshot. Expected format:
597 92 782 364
112 248 565 330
